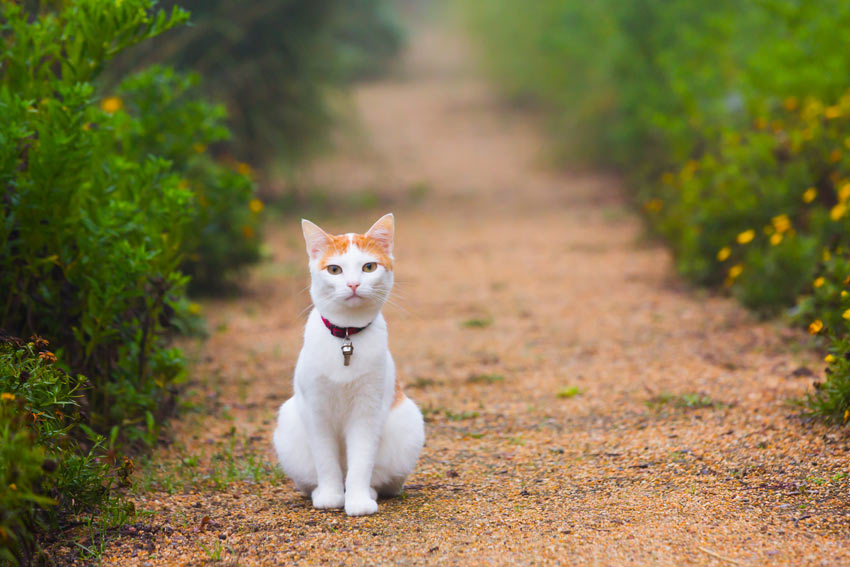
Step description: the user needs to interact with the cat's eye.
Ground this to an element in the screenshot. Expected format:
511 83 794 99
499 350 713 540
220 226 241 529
362 262 377 273
326 265 342 275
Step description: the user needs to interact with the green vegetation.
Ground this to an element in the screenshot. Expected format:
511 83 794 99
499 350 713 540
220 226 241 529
110 0 404 172
557 386 582 399
461 0 850 424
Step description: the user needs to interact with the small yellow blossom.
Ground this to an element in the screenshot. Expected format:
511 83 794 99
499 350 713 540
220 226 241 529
844 309 850 320
845 137 850 150
802 187 817 203
9 484 16 491
754 117 767 130
1 393 15 402
716 247 731 262
236 162 253 177
771 214 791 233
842 290 848 298
770 233 783 246
82 122 91 131
840 183 850 202
830 203 847 221
737 229 755 244
825 354 837 363
192 143 207 154
783 96 799 111
824 249 832 262
38 351 57 363
188 302 202 315
728 264 744 279
241 225 255 239
825 105 842 119
100 96 123 114
809 320 824 334
644 199 663 213
249 198 264 214
845 409 850 423
814 277 826 289
830 149 843 163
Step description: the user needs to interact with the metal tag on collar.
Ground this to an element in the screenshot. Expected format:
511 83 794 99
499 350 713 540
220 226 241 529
341 329 354 366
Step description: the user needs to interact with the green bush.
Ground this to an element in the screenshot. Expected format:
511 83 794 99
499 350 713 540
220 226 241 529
109 0 404 172
461 0 850 422
0 0 261 445
0 336 122 565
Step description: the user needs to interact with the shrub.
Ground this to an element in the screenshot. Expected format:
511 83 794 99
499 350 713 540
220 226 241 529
108 0 405 171
0 335 119 565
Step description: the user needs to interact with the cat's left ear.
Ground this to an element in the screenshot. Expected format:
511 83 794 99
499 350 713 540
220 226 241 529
365 213 394 256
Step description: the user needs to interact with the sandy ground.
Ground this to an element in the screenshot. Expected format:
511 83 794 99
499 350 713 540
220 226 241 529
91 10 850 567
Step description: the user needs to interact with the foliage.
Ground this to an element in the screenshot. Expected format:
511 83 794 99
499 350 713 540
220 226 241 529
461 0 850 422
0 337 123 566
108 0 404 171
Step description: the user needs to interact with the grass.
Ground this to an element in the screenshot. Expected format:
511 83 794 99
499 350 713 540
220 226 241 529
557 386 582 399
461 316 493 328
467 373 505 384
646 392 726 410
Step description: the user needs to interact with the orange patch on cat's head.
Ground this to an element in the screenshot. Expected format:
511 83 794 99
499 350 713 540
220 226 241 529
302 214 394 271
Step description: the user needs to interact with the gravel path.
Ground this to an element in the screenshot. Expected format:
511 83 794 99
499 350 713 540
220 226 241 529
96 10 849 567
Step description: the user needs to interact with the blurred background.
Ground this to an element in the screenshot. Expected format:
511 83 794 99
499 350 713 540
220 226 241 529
4 0 850 562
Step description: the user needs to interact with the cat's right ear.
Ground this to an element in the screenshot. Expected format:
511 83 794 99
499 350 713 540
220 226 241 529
302 219 331 261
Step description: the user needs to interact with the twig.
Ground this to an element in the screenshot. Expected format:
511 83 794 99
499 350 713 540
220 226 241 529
697 546 743 565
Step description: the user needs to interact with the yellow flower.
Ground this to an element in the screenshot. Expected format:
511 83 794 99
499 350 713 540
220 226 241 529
845 409 850 423
843 309 850 320
842 290 848 298
241 225 255 239
100 96 123 114
802 187 817 203
754 117 767 129
188 302 202 315
814 277 826 288
249 198 264 214
771 214 791 233
644 199 663 213
824 249 832 262
192 143 207 154
236 162 253 177
783 96 799 111
840 183 850 202
825 354 836 363
737 229 755 244
809 319 824 334
830 203 847 221
825 105 842 119
1 393 15 402
770 233 783 246
728 264 744 279
716 247 731 262
830 149 843 163
845 137 850 150
9 484 16 491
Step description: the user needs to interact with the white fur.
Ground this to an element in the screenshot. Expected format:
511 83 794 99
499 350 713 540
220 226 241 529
273 214 425 516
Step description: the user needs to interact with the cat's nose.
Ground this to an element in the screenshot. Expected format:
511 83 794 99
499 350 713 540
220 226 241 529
347 282 360 291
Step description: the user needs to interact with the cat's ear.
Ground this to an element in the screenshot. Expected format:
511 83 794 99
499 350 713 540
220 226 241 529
302 219 331 261
365 213 394 256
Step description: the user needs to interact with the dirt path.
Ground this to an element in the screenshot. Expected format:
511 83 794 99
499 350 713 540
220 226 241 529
99 9 849 567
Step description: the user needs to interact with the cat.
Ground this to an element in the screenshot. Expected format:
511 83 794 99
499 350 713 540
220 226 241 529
273 213 425 516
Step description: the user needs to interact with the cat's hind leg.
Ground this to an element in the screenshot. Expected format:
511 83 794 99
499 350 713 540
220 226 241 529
371 396 425 497
273 397 316 496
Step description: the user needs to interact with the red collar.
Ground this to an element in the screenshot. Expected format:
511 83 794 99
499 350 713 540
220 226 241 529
321 316 370 338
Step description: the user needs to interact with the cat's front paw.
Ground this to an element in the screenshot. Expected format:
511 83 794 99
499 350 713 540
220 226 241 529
311 487 345 509
345 494 378 516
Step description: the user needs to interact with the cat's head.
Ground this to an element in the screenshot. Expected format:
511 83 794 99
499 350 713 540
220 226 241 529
302 213 395 325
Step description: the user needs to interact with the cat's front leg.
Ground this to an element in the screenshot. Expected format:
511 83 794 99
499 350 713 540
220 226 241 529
306 419 345 509
344 419 381 516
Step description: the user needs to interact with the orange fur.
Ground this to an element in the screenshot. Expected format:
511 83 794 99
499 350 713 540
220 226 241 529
392 379 406 409
317 233 394 271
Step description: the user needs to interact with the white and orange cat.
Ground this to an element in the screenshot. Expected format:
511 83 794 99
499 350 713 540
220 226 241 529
273 213 425 516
